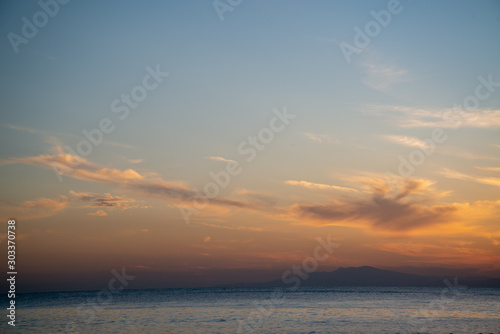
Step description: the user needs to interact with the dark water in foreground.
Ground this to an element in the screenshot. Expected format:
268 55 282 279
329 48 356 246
2 287 499 333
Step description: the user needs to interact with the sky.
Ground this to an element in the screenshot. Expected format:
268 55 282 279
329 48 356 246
0 0 500 292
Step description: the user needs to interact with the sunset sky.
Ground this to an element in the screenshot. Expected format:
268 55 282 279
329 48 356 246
1 0 500 292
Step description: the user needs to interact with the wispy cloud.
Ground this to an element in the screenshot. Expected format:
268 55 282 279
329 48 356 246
439 168 500 187
7 124 43 134
285 180 358 193
299 132 339 145
438 168 471 180
0 196 69 221
365 105 500 128
205 156 238 164
1 151 145 184
88 210 107 216
128 158 144 164
194 222 263 232
476 178 500 187
476 166 500 173
362 63 409 92
233 188 279 206
381 135 431 149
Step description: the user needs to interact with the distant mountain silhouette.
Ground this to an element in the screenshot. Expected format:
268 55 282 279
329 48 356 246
223 266 500 288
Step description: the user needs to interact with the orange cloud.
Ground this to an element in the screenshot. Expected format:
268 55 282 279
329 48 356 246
0 196 69 221
194 222 264 232
88 210 107 216
290 177 457 232
439 168 500 188
2 149 257 212
381 135 431 149
285 180 358 193
205 156 238 164
370 239 500 267
476 166 500 172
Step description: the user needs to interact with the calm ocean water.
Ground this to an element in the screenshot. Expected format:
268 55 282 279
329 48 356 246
3 287 499 333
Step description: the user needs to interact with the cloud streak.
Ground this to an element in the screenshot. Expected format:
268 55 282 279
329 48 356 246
285 180 358 193
381 135 431 149
366 105 500 128
194 222 264 232
476 166 500 173
88 210 108 216
362 63 409 92
439 168 500 188
205 156 238 164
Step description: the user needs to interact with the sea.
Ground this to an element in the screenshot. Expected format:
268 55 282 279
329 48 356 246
2 287 499 333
